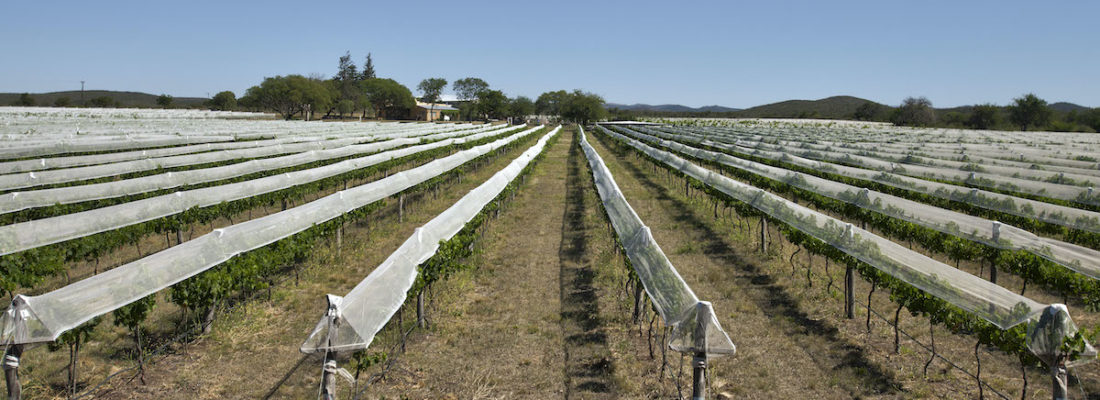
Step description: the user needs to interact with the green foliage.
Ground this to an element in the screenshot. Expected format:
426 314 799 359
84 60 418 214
53 96 72 107
509 96 535 121
209 91 237 111
965 103 999 130
156 94 174 108
241 75 338 120
361 78 415 120
48 317 101 353
852 102 881 121
452 77 489 101
560 90 607 124
416 78 448 103
535 90 569 116
14 93 35 106
890 96 936 127
361 53 376 81
113 294 157 331
474 89 509 120
1008 93 1053 131
88 96 118 108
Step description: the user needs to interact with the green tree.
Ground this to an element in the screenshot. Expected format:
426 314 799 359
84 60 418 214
535 90 568 117
453 77 489 101
14 93 35 106
210 91 237 111
417 77 448 120
361 53 376 80
509 96 535 122
332 51 366 118
53 96 72 107
853 102 881 121
361 78 415 120
156 94 174 108
1007 93 1053 131
475 89 510 120
890 96 936 127
561 90 607 125
966 104 999 130
240 75 337 120
113 295 156 383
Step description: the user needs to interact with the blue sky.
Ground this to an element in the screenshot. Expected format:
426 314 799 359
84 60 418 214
2 0 1097 108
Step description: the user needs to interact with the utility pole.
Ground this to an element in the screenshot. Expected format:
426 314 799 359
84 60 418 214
80 81 85 106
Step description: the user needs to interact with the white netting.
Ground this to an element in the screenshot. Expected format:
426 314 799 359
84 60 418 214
598 126 1046 329
300 126 561 353
0 124 508 213
578 127 735 356
632 125 1100 234
0 123 478 191
0 125 545 344
609 125 1100 280
0 122 476 174
661 125 1100 206
0 126 533 256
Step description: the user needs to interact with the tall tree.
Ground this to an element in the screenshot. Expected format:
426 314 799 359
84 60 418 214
452 77 489 101
535 90 569 117
240 75 337 120
474 89 509 120
1007 93 1053 131
966 104 999 130
156 94 173 108
561 90 607 125
361 78 415 120
361 53 376 80
417 77 448 121
509 96 535 122
890 96 936 127
336 51 359 83
452 77 490 120
853 102 881 121
209 91 237 111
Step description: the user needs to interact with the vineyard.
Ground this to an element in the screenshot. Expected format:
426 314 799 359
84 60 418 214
0 107 1096 399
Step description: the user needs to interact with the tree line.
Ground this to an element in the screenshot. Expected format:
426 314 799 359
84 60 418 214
851 93 1100 132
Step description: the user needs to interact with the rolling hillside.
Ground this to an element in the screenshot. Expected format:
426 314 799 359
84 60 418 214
0 90 209 108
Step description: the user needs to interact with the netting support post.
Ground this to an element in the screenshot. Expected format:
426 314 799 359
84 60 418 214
844 265 854 319
3 344 23 400
399 194 405 223
416 289 426 329
1051 361 1068 400
691 352 706 400
990 221 1001 284
759 216 767 253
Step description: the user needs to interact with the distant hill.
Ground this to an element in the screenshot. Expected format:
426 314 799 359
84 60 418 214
733 95 883 119
0 90 209 108
1050 102 1089 113
606 103 742 113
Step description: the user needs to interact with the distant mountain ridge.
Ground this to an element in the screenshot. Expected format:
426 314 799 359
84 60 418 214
607 96 1092 119
0 90 209 108
606 103 741 113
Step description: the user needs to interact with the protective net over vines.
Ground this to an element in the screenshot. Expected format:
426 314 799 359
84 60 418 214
300 126 562 353
579 127 735 356
0 125 545 344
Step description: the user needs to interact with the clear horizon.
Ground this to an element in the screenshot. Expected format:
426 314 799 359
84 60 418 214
1 0 1097 109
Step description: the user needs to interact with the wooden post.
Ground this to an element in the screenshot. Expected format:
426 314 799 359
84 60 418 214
1051 361 1068 400
3 344 22 400
692 352 707 400
990 221 1001 284
416 289 426 328
844 223 855 319
759 216 767 253
399 194 405 223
